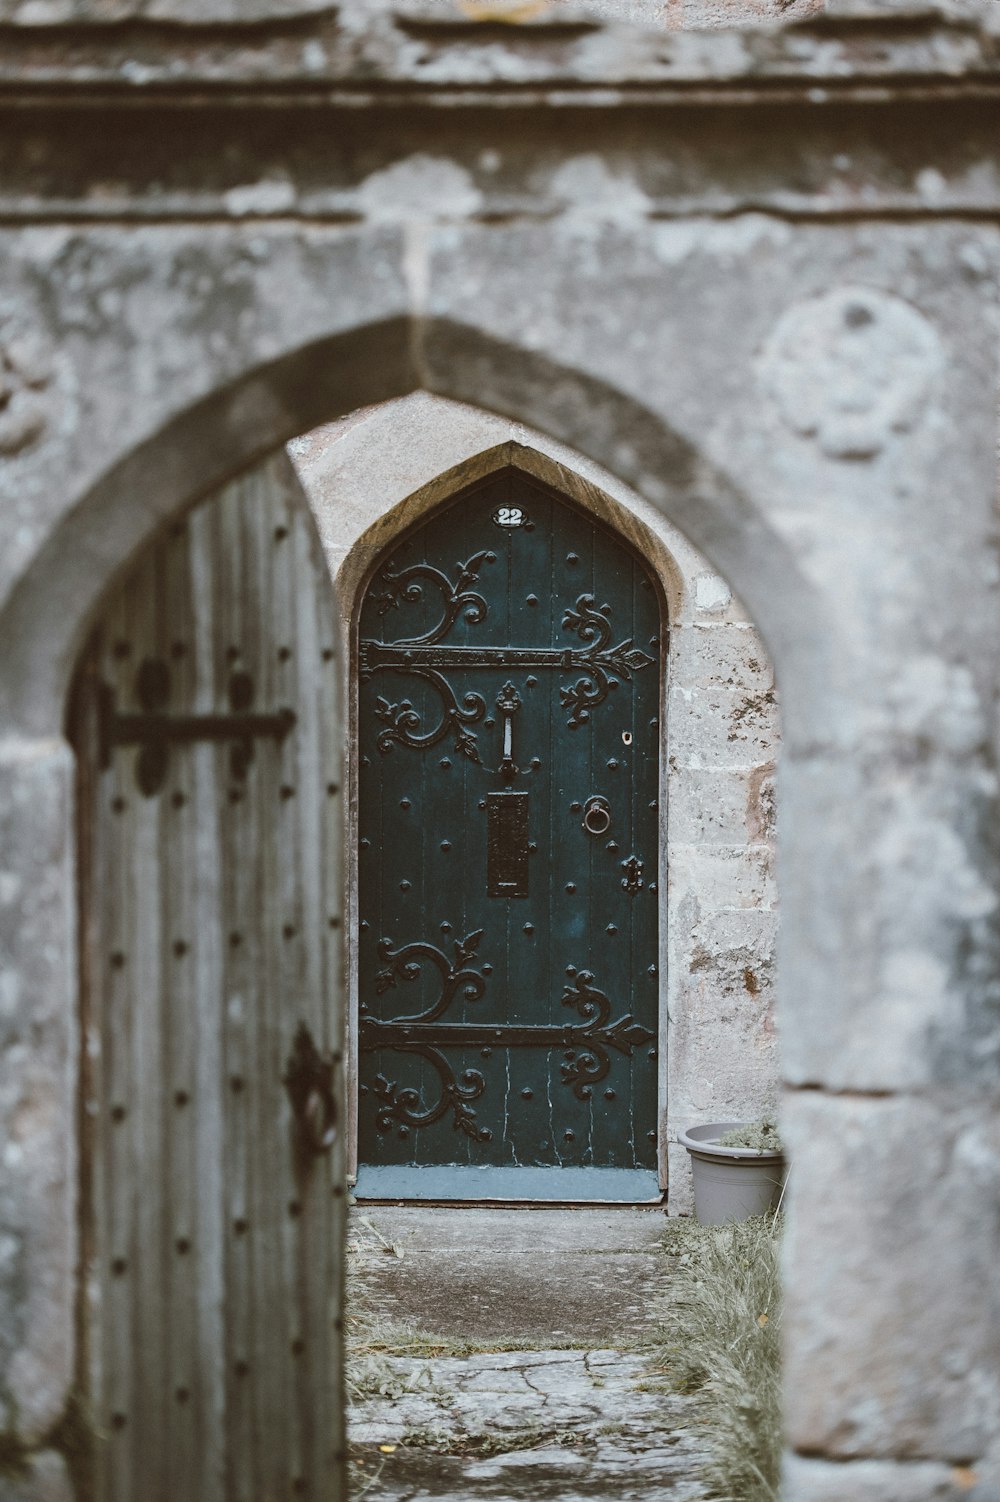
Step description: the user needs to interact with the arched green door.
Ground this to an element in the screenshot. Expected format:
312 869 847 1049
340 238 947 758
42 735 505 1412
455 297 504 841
355 470 663 1201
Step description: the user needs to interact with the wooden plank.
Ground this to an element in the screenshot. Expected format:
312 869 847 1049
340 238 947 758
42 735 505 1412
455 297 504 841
90 594 131 1502
289 462 340 1492
187 495 228 1502
161 512 202 1502
71 632 102 1502
220 477 256 1502
126 545 171 1501
271 465 306 1498
315 508 347 1491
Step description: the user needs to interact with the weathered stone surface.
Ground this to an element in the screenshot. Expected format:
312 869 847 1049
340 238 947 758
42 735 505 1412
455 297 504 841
0 1451 73 1502
668 846 776 910
348 1207 706 1498
0 225 414 735
537 0 825 23
0 6 996 1493
667 686 780 768
666 764 775 846
669 623 775 694
350 1347 707 1501
760 285 944 460
349 1207 669 1344
0 0 334 19
779 752 1000 1092
783 1091 1000 1461
783 1455 992 1502
0 742 75 1441
826 0 998 24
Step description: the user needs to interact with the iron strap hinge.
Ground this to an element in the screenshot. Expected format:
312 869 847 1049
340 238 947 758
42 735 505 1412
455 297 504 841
359 1015 654 1056
98 656 296 796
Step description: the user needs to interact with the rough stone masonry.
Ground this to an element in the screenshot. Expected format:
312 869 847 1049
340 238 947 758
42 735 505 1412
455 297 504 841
0 1 998 1499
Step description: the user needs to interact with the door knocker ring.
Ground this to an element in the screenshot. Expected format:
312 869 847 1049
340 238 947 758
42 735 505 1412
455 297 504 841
582 796 612 837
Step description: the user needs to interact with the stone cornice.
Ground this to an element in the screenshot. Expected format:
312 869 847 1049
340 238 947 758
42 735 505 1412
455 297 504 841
0 8 995 107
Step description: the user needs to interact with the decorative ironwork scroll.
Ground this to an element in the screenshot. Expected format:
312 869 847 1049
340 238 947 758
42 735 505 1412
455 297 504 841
559 596 654 728
360 554 654 753
364 929 491 1141
360 937 655 1136
372 672 487 762
362 551 496 761
372 551 494 645
557 970 655 1100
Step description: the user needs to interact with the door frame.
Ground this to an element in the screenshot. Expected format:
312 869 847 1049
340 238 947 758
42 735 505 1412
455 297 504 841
341 455 675 1200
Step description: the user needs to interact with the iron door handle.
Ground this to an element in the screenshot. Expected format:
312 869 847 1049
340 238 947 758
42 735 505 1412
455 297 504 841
582 796 612 836
283 1022 338 1155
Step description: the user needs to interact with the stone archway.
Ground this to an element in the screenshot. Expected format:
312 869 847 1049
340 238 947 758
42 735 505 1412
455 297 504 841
289 402 781 1216
0 320 819 1482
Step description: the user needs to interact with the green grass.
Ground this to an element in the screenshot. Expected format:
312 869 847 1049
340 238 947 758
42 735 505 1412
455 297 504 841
648 1214 783 1502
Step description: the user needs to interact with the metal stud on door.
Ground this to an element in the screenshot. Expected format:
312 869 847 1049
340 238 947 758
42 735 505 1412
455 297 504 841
356 469 664 1202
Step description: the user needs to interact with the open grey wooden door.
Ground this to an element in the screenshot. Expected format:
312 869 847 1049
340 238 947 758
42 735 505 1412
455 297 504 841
72 452 345 1502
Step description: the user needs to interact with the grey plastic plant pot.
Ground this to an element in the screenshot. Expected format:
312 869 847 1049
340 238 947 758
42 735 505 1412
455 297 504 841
679 1122 787 1226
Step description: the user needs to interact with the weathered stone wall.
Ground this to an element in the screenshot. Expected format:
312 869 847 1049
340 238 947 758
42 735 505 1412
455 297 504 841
443 0 826 27
288 394 782 1214
0 9 997 1500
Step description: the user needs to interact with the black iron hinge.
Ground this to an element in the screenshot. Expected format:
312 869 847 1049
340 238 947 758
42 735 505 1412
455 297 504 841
98 656 296 796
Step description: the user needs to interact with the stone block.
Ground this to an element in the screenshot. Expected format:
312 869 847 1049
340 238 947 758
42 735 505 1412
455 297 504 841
669 622 776 696
667 763 776 846
668 845 776 911
667 685 779 769
685 570 757 625
777 747 1000 1093
667 903 779 1142
0 1451 73 1502
669 902 778 987
783 1091 1000 1461
0 742 76 1441
783 1455 990 1502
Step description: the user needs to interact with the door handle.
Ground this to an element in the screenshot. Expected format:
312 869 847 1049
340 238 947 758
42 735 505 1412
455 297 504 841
496 681 521 783
582 796 612 836
283 1022 338 1155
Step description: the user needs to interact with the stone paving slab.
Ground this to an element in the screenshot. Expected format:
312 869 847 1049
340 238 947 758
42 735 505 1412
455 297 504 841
349 1349 706 1500
350 1207 668 1344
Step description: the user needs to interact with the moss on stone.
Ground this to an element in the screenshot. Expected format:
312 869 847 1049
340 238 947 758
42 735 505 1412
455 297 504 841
716 1117 783 1154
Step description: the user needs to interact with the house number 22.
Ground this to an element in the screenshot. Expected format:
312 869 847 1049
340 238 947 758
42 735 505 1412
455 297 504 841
493 506 527 528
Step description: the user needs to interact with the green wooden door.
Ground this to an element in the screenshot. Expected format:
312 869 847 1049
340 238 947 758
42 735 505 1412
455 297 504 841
355 470 663 1201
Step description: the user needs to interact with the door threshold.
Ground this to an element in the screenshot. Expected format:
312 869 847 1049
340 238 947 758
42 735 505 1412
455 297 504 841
353 1165 662 1203
356 1197 665 1210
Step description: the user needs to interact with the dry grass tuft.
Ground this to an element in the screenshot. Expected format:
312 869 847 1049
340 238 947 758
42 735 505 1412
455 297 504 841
650 1214 782 1502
